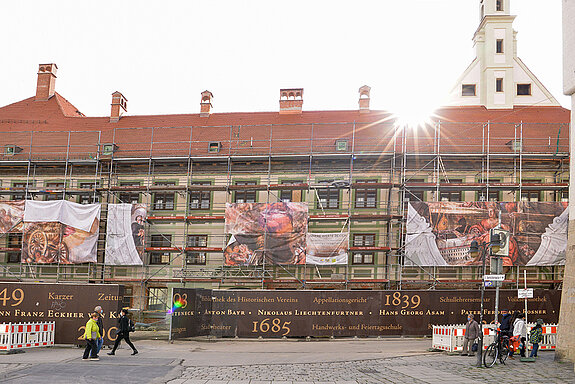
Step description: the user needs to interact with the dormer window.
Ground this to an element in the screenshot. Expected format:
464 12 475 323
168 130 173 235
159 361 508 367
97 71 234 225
496 39 504 53
496 0 503 11
462 84 476 96
517 84 532 96
208 141 222 153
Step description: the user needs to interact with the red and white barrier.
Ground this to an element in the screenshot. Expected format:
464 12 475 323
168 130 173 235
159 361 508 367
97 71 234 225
432 323 558 353
0 322 55 351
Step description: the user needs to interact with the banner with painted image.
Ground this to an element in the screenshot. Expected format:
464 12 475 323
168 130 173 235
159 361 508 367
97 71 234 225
105 203 147 265
224 202 308 265
21 200 100 264
406 201 568 267
0 200 24 233
306 233 348 265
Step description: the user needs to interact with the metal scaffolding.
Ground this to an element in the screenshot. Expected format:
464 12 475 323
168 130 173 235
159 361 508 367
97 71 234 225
0 119 569 313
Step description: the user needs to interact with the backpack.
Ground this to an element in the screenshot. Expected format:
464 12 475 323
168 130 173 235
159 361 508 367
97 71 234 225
529 327 542 344
129 318 135 332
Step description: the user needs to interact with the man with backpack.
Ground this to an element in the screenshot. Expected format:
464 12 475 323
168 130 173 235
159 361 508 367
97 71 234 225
107 308 138 356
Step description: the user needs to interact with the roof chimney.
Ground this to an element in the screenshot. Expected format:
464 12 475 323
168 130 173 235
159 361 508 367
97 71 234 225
279 88 303 114
200 90 213 117
110 91 127 122
35 63 58 101
358 85 371 113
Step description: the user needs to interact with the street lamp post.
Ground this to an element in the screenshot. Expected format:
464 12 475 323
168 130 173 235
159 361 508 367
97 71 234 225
469 233 501 368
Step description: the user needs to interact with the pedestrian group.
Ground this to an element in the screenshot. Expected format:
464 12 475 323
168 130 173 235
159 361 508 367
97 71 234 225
462 310 545 360
83 307 138 361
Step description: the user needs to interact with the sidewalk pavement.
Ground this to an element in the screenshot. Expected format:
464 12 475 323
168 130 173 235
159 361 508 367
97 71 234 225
0 338 573 383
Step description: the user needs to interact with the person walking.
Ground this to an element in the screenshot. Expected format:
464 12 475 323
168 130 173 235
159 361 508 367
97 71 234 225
461 313 480 356
94 306 105 355
500 309 512 338
83 312 101 361
107 308 138 356
513 312 528 357
529 319 544 358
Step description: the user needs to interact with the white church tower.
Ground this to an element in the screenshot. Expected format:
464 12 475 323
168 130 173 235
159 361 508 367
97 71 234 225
448 0 559 109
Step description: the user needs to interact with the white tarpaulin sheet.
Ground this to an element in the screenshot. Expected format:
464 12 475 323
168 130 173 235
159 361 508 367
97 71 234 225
306 232 348 265
105 203 145 265
24 200 101 232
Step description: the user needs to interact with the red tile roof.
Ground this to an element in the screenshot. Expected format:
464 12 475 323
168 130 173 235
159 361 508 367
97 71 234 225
0 94 570 160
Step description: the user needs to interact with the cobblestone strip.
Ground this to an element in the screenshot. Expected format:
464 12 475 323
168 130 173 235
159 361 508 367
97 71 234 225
175 352 575 384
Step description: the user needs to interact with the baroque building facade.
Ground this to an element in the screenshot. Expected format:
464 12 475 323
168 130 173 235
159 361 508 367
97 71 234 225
0 0 570 316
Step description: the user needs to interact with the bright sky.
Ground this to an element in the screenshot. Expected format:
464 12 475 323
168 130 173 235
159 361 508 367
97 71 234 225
0 0 568 117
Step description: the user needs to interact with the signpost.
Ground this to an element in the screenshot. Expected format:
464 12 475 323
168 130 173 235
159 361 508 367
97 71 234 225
483 274 505 281
518 288 534 299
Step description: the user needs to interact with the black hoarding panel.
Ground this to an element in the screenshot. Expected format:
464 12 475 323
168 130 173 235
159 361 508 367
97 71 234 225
171 289 560 338
0 282 124 344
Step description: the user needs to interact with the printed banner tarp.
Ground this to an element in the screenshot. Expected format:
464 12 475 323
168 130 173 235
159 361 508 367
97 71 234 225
22 222 99 264
224 202 308 265
21 200 101 264
306 233 348 265
406 202 568 266
24 200 101 232
0 200 24 233
105 203 147 265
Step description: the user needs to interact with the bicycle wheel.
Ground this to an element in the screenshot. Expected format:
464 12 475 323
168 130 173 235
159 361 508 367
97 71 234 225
484 343 498 368
499 340 510 364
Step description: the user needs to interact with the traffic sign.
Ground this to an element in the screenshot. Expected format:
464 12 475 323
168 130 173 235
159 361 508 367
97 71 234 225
483 274 505 281
518 288 534 299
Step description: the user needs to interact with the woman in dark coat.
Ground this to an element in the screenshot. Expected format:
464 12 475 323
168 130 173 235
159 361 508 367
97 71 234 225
107 308 138 356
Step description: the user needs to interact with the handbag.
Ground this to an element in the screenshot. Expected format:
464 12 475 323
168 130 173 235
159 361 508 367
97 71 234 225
471 341 478 352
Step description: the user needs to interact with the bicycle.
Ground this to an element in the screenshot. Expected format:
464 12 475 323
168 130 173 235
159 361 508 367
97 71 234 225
483 329 510 367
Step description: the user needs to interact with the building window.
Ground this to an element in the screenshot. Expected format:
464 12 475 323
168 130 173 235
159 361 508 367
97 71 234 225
79 182 98 204
496 39 504 53
234 181 257 203
153 182 176 210
496 0 503 11
352 234 375 265
147 287 168 311
280 180 303 203
45 182 64 201
208 141 221 153
12 182 27 201
316 187 340 209
335 140 348 151
189 182 211 210
557 190 568 203
521 190 540 202
496 78 503 92
487 190 500 202
462 84 476 96
405 178 427 202
355 180 377 209
6 233 21 263
149 234 172 264
186 234 207 265
119 182 140 204
517 84 531 96
440 179 462 202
